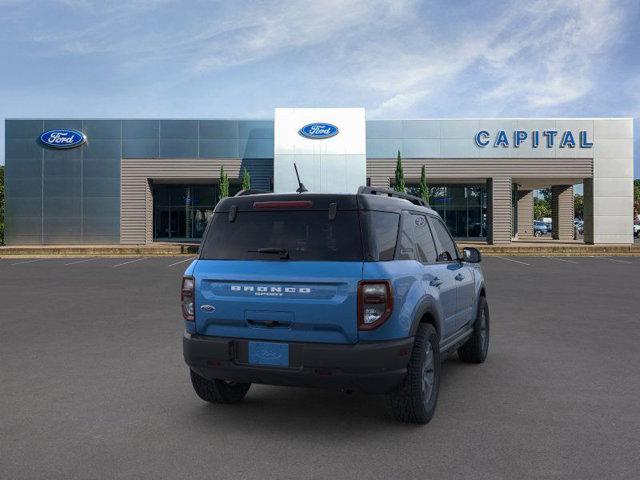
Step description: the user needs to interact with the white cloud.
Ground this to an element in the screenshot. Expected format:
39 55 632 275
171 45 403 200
354 0 627 116
0 0 633 118
477 0 623 112
190 0 418 72
369 88 430 117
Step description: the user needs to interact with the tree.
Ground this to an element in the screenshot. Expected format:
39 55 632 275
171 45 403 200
574 193 584 220
0 165 4 245
539 188 551 203
533 188 551 220
419 165 429 204
219 165 229 200
394 150 405 193
533 196 550 220
242 167 251 191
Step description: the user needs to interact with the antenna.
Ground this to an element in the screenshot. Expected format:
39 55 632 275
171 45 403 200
294 163 308 193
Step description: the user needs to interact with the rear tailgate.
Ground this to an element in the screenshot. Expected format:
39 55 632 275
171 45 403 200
195 200 365 344
194 260 362 344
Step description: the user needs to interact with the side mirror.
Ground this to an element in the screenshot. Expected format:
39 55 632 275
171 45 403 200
462 247 481 263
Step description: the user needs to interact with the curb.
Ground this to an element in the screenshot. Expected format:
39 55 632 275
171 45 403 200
0 245 199 256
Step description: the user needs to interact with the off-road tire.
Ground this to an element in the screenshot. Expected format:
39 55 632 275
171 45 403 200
458 296 490 364
190 369 251 404
387 323 440 424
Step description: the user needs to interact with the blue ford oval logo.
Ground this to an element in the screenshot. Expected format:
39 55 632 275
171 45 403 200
39 129 86 149
298 123 339 139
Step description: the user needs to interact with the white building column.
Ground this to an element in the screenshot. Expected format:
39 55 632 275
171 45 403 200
590 119 634 244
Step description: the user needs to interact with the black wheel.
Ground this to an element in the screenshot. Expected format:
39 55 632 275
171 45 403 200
387 323 441 424
189 369 251 404
534 230 542 237
458 296 490 364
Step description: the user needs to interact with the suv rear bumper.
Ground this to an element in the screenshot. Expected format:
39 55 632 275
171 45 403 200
183 332 414 394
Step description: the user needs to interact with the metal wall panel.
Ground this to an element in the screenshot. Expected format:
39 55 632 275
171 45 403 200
552 185 574 241
516 190 534 239
120 158 245 244
487 177 512 245
366 157 593 188
4 119 123 245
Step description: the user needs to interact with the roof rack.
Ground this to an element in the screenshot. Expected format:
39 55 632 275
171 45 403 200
234 189 269 197
357 186 428 207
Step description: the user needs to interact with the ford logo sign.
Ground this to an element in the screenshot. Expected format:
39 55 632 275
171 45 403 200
298 123 339 139
39 129 87 149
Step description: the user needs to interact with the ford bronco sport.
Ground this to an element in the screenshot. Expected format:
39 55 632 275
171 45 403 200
182 187 489 424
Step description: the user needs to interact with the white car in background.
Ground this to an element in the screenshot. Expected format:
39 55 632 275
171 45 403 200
634 223 640 238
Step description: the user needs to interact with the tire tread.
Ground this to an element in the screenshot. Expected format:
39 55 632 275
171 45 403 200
190 370 251 404
387 323 440 424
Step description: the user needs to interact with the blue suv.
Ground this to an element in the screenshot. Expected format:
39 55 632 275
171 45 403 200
182 187 489 424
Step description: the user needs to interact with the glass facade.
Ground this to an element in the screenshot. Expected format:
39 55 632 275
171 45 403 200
406 184 488 239
6 117 602 246
152 183 241 241
4 119 274 245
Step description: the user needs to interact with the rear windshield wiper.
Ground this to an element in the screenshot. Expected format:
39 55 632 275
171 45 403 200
248 247 290 259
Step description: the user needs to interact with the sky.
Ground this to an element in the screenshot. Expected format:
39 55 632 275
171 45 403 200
0 0 638 177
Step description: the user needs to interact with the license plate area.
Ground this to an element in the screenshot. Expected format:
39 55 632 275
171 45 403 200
248 341 289 367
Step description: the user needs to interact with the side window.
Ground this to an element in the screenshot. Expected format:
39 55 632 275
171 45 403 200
428 216 459 262
396 213 417 260
412 214 438 263
367 211 399 261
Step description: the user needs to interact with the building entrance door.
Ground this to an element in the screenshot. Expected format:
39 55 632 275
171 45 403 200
152 184 216 242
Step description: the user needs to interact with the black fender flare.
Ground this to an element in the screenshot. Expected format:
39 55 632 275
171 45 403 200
409 296 444 339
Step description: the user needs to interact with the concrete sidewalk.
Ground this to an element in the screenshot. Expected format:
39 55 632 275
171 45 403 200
1 241 639 257
0 243 199 257
460 241 640 256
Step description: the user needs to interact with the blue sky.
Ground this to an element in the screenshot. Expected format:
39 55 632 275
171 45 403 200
1 0 638 177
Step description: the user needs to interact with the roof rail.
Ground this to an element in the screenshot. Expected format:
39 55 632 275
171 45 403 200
234 189 269 197
357 186 428 207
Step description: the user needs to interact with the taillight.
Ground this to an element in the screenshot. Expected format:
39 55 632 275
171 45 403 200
181 276 195 321
358 281 393 330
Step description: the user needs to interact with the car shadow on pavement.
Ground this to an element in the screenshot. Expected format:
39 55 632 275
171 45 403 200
176 356 473 435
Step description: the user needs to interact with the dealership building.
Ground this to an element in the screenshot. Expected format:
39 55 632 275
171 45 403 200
4 108 634 245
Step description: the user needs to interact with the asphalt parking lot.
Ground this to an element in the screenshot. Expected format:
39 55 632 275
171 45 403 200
1 255 639 479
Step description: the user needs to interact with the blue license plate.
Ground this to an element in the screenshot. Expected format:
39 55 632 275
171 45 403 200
248 341 289 367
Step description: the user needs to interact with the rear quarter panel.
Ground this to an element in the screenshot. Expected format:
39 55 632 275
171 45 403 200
359 260 441 341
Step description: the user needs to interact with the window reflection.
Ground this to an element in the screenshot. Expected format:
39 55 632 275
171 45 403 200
405 184 487 239
152 183 240 241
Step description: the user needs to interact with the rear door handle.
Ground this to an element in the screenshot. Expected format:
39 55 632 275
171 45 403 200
430 278 443 287
455 273 465 281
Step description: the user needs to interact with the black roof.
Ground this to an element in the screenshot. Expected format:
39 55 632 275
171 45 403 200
215 190 438 216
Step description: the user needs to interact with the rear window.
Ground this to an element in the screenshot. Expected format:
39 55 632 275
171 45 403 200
200 210 363 261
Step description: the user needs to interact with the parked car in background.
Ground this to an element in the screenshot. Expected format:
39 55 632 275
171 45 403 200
533 220 548 237
634 222 640 238
576 221 584 235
